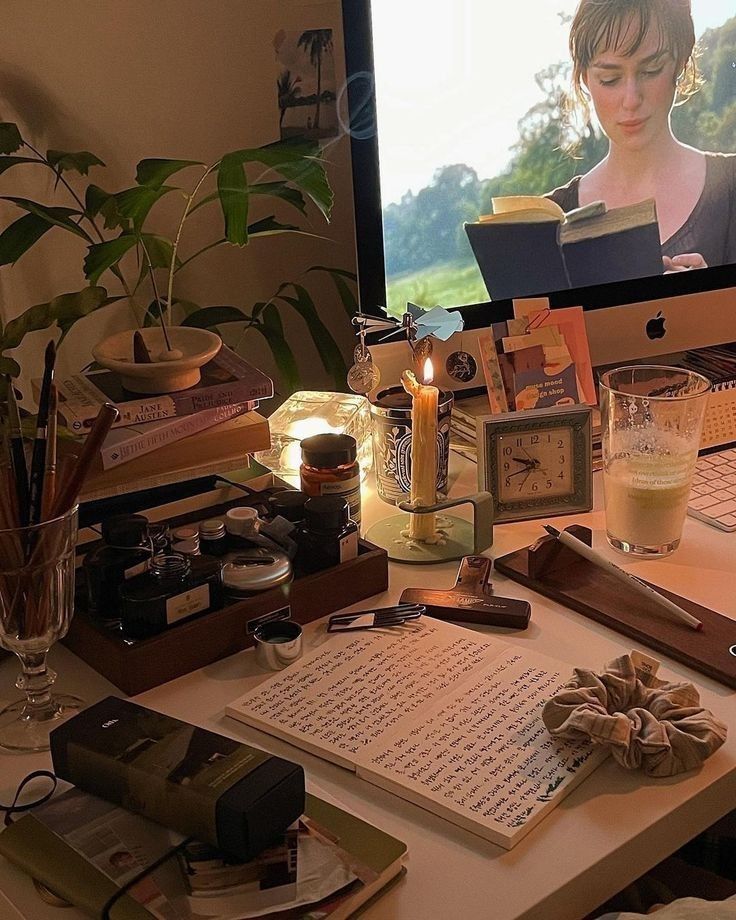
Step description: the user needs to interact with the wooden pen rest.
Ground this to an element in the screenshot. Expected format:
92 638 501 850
494 525 736 690
63 487 388 696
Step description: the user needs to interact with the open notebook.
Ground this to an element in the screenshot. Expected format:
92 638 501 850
226 618 608 850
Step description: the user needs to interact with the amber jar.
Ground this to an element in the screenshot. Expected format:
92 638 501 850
299 433 361 525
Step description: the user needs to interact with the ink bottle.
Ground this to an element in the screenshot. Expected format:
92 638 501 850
222 547 293 601
268 490 309 525
83 514 152 621
199 518 228 556
225 507 262 550
119 553 224 640
148 522 170 554
298 495 359 573
299 434 361 526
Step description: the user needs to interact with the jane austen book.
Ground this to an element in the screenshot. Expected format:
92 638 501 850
226 617 608 850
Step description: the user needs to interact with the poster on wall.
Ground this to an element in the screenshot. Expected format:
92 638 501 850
274 28 338 140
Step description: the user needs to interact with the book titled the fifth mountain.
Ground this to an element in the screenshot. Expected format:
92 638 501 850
56 346 273 430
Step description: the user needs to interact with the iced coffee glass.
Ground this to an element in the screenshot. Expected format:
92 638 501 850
599 366 710 557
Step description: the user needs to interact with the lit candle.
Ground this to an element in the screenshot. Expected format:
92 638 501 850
401 359 438 542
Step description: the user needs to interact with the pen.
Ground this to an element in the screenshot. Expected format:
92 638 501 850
27 340 56 525
542 524 703 631
5 378 29 526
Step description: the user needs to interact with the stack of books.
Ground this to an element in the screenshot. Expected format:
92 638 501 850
44 346 273 501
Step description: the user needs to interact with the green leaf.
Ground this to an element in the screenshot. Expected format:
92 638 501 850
135 234 176 290
114 185 177 232
135 158 203 189
307 265 359 318
0 356 21 377
190 180 307 218
143 297 201 327
47 149 105 175
0 123 23 154
0 156 40 175
84 235 138 285
246 215 328 241
182 305 248 329
85 183 128 230
218 153 249 246
0 286 107 350
277 283 348 388
0 213 55 266
225 140 333 220
0 197 91 241
253 304 299 394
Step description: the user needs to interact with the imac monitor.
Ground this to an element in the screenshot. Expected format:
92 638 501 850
343 0 736 370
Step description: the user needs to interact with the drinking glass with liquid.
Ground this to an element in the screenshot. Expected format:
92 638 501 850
599 366 710 557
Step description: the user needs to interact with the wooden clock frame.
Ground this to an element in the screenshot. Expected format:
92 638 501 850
477 404 593 523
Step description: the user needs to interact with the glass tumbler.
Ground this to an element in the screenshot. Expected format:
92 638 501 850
0 504 84 751
599 366 710 557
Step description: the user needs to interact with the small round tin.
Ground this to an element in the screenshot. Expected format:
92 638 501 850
253 620 303 670
222 548 292 597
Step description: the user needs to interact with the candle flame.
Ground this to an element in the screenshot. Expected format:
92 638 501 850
423 357 434 385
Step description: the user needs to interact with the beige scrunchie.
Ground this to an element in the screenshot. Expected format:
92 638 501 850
542 655 727 777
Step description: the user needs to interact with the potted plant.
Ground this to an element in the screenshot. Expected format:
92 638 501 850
0 121 354 399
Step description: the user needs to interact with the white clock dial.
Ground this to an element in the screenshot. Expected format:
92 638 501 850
496 427 573 502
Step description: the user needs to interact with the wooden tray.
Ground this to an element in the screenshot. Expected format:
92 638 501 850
494 525 736 690
63 488 388 695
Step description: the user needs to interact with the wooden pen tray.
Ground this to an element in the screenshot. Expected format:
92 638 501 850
63 488 389 695
494 525 736 690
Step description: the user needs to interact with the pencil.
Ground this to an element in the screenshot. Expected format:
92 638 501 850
5 378 30 527
542 525 702 631
41 383 58 521
27 339 56 525
51 402 119 516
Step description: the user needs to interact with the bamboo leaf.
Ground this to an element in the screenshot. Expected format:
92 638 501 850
135 158 203 189
182 305 248 329
1 286 107 349
307 265 359 318
0 213 55 266
84 235 138 285
0 356 21 377
218 153 249 246
0 197 91 241
253 304 300 393
0 123 23 154
114 185 177 232
225 139 332 220
47 149 105 175
277 283 348 388
0 156 40 175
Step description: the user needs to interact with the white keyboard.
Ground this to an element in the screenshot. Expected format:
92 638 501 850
688 446 736 532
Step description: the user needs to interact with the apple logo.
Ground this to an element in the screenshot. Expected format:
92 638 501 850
646 311 666 340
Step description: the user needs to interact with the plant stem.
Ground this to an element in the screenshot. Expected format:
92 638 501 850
138 238 172 351
23 142 140 326
166 162 219 326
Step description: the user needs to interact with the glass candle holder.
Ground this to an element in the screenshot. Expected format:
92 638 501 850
0 504 84 752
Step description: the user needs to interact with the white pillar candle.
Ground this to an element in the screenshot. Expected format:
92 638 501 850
401 360 438 542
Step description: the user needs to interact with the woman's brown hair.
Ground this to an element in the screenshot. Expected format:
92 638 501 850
569 0 702 107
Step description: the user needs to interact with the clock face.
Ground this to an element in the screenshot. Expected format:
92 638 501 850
496 427 573 502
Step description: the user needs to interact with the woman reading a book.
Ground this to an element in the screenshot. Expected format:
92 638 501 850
547 0 736 272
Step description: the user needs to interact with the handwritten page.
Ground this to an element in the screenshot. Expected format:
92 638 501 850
227 618 502 769
360 647 606 847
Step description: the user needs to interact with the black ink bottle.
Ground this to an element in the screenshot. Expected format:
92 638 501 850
199 518 228 556
119 553 224 640
298 496 359 574
83 514 152 621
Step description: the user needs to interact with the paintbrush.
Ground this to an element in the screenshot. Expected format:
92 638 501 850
5 377 30 526
27 340 56 525
51 402 119 516
41 383 58 521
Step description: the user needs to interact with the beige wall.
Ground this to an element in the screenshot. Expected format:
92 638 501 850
0 0 357 405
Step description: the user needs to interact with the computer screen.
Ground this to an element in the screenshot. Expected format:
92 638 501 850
343 0 735 369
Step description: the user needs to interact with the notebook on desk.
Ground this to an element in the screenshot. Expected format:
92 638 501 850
226 617 608 850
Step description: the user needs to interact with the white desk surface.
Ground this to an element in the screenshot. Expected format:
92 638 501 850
1 459 735 920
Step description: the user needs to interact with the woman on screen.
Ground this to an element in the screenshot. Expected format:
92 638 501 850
547 0 736 271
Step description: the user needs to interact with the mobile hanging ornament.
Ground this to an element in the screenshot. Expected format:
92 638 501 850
348 302 463 392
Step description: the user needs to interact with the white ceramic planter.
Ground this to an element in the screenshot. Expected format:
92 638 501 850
92 327 222 393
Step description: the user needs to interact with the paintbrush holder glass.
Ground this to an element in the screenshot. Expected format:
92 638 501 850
0 504 84 752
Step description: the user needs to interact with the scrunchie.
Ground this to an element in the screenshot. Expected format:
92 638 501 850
542 655 727 777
